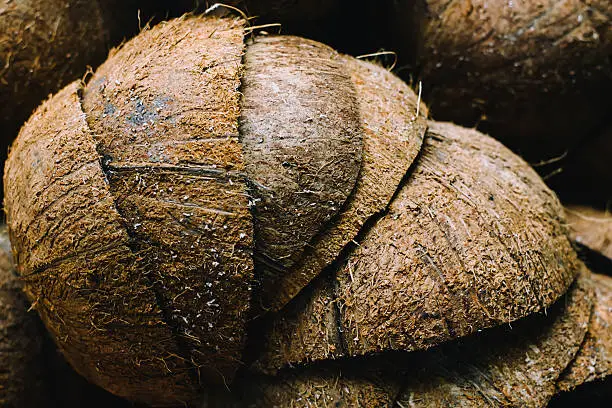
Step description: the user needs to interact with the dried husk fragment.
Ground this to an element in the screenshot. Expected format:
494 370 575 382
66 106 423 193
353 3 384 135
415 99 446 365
565 205 612 259
259 121 579 370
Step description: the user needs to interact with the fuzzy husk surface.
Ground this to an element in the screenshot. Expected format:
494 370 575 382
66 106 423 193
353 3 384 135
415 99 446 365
3 15 427 405
258 121 579 371
389 0 612 164
566 205 612 259
218 270 594 407
0 0 107 142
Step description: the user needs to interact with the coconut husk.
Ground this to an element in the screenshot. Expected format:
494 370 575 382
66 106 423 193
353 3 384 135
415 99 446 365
389 0 612 164
0 227 52 407
246 43 426 310
227 270 593 408
565 205 612 259
556 273 612 391
258 121 579 370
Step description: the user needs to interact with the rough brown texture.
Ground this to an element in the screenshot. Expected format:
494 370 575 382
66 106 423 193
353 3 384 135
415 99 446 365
235 270 592 408
395 269 594 408
390 0 612 163
0 0 107 141
259 121 579 370
557 273 612 391
566 205 612 259
240 36 363 309
0 227 51 407
4 16 256 405
244 47 426 310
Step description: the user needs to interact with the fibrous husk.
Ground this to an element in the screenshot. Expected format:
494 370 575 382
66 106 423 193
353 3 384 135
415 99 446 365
0 0 107 142
390 0 612 164
565 205 612 259
0 227 51 407
244 39 426 310
227 270 593 408
258 121 579 370
556 273 612 392
3 15 426 404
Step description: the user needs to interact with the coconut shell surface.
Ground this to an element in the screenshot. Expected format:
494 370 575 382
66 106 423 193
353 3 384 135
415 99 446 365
566 205 612 259
556 273 612 392
258 121 579 370
395 269 594 408
0 227 51 407
248 49 426 310
390 0 612 163
237 270 592 408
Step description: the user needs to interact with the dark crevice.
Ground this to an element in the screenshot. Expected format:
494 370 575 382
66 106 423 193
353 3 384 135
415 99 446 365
574 242 612 277
331 272 349 356
76 86 202 391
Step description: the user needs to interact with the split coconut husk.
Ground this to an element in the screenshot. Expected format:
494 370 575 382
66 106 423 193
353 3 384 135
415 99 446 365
4 15 426 405
389 0 612 164
258 121 579 371
225 270 594 408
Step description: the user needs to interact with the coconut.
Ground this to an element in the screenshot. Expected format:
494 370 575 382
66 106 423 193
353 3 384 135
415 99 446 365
3 15 426 405
258 121 579 370
388 0 612 164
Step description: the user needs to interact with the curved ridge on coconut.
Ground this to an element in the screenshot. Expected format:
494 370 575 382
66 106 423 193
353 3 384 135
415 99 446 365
81 16 254 402
4 80 200 406
0 227 51 407
258 121 579 370
241 270 592 408
557 273 612 392
250 51 427 310
390 0 612 163
240 35 364 309
565 205 612 259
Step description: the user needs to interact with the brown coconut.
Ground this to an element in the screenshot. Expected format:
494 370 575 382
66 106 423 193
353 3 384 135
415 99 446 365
0 227 51 407
388 0 612 163
257 121 579 371
227 270 593 408
4 15 426 405
565 205 612 259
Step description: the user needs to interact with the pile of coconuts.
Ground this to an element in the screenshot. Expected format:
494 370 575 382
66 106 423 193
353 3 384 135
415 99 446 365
0 2 611 408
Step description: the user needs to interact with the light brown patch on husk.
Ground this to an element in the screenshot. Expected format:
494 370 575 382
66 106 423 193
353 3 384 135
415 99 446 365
565 206 612 259
557 273 612 391
4 81 198 406
259 121 579 370
240 35 363 310
396 269 594 408
0 227 51 407
391 0 612 163
81 15 254 396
